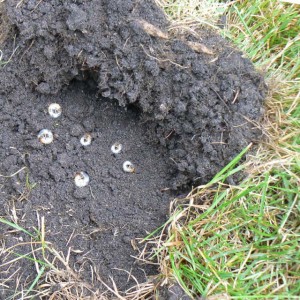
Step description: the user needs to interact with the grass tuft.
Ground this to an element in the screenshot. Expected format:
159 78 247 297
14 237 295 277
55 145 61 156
0 216 159 299
155 0 231 35
224 0 300 165
154 153 299 297
140 146 299 298
224 1 300 77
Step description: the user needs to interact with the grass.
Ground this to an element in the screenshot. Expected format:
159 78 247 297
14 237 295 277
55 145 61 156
225 1 300 76
0 215 157 299
0 216 101 299
155 0 229 33
147 0 300 299
145 147 299 298
224 0 300 158
0 216 50 299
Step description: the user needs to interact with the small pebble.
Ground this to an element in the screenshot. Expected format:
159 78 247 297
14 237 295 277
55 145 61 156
48 103 62 118
38 129 53 144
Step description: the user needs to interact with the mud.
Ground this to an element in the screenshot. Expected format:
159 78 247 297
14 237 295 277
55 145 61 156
0 0 266 298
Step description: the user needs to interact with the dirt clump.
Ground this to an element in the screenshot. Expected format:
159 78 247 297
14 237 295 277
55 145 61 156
0 0 266 298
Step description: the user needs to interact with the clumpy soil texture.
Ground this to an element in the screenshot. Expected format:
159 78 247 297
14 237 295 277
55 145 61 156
0 81 173 298
0 0 266 297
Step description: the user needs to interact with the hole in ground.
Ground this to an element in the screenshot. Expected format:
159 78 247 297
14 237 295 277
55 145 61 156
0 79 180 296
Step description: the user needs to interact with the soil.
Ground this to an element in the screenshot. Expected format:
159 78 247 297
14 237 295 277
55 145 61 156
0 80 173 298
0 0 266 298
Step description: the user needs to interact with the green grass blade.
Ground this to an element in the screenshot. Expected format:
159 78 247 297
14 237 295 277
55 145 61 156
25 265 46 298
0 218 36 239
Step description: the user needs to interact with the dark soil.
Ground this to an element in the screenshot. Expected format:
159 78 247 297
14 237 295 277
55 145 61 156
0 80 173 298
0 0 266 298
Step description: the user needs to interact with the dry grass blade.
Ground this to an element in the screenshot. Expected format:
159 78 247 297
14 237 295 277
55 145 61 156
186 41 214 54
0 1 11 45
0 215 162 300
155 0 233 36
0 166 27 178
133 19 169 39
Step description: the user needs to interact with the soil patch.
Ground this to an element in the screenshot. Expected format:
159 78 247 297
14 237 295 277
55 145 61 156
0 80 173 298
0 0 266 298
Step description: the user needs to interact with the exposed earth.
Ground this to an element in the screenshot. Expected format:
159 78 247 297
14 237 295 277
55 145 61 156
0 0 266 299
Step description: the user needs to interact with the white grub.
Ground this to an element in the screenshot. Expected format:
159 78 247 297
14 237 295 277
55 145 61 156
48 103 62 118
111 142 122 154
38 129 53 144
123 161 135 173
80 133 92 146
74 171 90 187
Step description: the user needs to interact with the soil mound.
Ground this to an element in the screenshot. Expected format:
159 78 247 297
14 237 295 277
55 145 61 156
0 0 266 298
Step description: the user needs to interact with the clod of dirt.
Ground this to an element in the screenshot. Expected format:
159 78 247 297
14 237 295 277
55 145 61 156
0 0 266 297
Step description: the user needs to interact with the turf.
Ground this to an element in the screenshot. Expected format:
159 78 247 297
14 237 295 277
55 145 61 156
152 149 299 298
